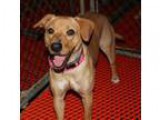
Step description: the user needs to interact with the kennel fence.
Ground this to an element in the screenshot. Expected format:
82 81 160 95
20 0 141 119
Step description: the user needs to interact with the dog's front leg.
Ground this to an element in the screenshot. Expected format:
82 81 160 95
54 95 65 120
82 92 93 120
50 80 67 120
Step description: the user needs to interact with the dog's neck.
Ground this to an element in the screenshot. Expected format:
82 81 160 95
66 46 84 70
68 46 82 63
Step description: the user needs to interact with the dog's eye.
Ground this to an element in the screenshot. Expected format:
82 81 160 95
47 28 54 34
67 29 75 36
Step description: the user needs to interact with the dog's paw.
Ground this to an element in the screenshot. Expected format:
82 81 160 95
111 77 120 84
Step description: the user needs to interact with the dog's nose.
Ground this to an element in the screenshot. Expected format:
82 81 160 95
51 42 62 52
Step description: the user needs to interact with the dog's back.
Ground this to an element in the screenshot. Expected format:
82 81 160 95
80 12 115 65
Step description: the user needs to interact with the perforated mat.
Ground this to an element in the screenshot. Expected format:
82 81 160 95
21 54 141 120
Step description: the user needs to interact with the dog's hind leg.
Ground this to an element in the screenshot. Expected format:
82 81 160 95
100 26 120 83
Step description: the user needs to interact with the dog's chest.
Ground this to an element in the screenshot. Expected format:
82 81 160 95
53 70 89 93
50 56 93 93
64 73 85 92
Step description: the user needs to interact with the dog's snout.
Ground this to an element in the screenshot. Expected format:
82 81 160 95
51 42 62 52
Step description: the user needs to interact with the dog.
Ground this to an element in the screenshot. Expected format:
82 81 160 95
33 12 120 120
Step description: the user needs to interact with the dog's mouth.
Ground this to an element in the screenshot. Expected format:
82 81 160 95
52 55 66 67
48 46 79 72
49 54 69 71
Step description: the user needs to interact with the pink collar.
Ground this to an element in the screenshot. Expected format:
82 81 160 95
48 52 85 72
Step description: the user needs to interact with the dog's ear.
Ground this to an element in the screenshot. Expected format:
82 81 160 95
33 14 56 28
75 17 95 42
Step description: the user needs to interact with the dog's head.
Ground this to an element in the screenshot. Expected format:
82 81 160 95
33 14 94 71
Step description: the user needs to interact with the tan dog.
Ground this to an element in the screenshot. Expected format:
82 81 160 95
33 12 120 120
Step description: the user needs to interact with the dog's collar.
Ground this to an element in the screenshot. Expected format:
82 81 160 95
48 49 85 72
66 49 84 70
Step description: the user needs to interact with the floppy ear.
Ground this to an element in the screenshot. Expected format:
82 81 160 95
33 14 56 28
75 17 95 42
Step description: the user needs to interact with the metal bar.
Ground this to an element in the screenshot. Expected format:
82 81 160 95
20 28 43 40
95 0 99 13
20 73 49 109
80 0 85 15
116 48 141 58
90 0 95 12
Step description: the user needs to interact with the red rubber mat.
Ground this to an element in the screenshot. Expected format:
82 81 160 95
21 54 141 120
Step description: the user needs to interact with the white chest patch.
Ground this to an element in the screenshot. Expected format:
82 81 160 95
56 80 68 90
